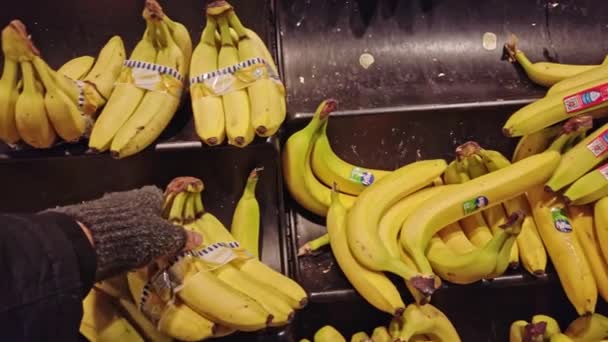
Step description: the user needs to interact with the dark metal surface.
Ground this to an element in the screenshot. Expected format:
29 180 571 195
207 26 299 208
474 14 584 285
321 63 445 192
278 0 608 115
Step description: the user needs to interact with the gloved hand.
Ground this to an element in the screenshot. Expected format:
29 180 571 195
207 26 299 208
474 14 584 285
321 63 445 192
45 185 201 280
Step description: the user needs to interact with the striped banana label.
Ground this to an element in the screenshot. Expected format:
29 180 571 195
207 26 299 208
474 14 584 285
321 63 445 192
600 163 608 179
189 57 284 98
123 59 184 97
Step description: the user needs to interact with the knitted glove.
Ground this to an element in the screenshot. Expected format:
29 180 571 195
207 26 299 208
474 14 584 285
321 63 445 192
45 185 187 280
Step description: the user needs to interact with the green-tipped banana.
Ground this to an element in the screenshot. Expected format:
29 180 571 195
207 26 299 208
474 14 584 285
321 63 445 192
231 168 261 257
564 163 608 205
314 325 346 342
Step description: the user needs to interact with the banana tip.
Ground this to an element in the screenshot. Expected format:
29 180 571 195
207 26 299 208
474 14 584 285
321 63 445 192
255 126 267 135
266 314 274 326
319 99 338 119
532 270 547 277
206 137 219 145
502 127 513 137
455 141 481 158
394 307 405 317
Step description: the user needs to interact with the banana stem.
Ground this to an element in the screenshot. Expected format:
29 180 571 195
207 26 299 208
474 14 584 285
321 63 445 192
227 10 247 38
217 15 233 46
201 16 218 45
206 1 233 16
298 233 330 256
20 61 35 93
455 141 481 160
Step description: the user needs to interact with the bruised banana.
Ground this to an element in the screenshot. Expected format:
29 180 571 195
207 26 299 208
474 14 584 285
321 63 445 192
190 16 225 146
230 167 261 258
58 55 95 81
512 125 563 162
88 17 158 152
328 187 405 316
565 313 608 341
83 35 126 100
564 163 608 205
311 121 391 195
400 151 560 284
282 99 355 216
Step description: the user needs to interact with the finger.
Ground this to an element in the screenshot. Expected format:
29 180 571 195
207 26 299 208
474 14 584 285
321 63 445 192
183 230 203 251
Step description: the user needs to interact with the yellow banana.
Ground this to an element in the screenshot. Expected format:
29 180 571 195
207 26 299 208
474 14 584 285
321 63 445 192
57 55 95 80
162 13 192 71
217 14 254 147
512 125 563 162
564 163 608 205
314 325 346 342
81 288 144 342
595 197 608 268
401 151 560 283
116 298 173 342
569 204 608 302
551 334 574 342
228 10 285 137
327 187 405 316
565 313 608 341
479 149 547 275
190 16 225 146
311 121 391 195
347 159 447 299
88 17 158 152
230 168 261 257
398 304 461 342
504 34 600 87
509 320 529 342
351 331 371 342
111 17 186 158
282 99 355 216
437 221 476 254
14 60 56 148
0 27 22 144
83 35 126 100
371 326 392 342
532 314 561 338
548 58 608 96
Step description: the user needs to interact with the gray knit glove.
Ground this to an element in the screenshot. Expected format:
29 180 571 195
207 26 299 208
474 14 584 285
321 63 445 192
45 186 188 280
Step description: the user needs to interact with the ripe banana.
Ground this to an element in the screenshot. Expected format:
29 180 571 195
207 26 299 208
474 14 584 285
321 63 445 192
350 331 370 342
532 314 561 338
311 121 391 195
0 25 21 144
88 17 158 152
190 16 225 146
314 325 346 342
509 320 528 342
347 159 447 299
228 10 285 137
551 334 574 342
512 125 563 162
116 298 173 342
57 55 95 80
565 313 608 341
504 34 600 87
545 122 608 191
371 326 392 342
568 204 608 302
400 151 560 284
398 304 461 342
216 14 254 147
81 288 144 342
14 60 56 148
282 99 355 216
548 59 608 96
230 168 261 257
83 35 126 100
503 78 608 137
162 12 192 71
563 163 608 205
479 148 547 275
596 197 608 269
111 16 186 158
327 187 405 316
528 186 597 315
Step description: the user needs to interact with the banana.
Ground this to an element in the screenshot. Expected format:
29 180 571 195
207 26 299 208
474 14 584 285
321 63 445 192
282 99 355 216
190 16 226 146
504 34 600 87
111 16 186 159
327 187 405 316
400 151 560 283
437 221 477 254
81 288 144 342
503 78 608 137
532 314 561 338
478 149 548 275
463 148 519 268
565 313 608 341
347 159 447 299
381 186 448 258
0 24 22 144
564 164 608 204
116 298 173 342
596 197 608 268
512 125 563 162
350 331 371 342
57 55 95 80
549 58 608 96
545 122 608 191
88 17 158 152
230 167 261 257
398 304 461 342
551 334 574 342
569 204 608 302
529 186 597 315
298 233 330 256
83 36 126 100
14 60 56 148
216 14 254 147
314 325 346 342
371 326 392 342
311 121 391 195
227 10 285 137
509 320 529 342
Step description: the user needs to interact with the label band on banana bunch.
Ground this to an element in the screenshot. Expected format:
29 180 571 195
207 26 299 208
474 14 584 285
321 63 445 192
587 129 608 157
122 59 184 98
189 57 285 99
601 164 608 179
564 83 608 114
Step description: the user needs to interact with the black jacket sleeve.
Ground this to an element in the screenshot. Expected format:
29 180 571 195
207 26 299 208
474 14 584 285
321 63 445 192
0 212 97 342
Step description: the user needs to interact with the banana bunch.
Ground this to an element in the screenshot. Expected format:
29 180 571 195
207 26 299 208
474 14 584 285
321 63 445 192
89 0 190 158
0 20 124 148
511 313 608 342
189 1 286 147
300 304 460 342
121 176 308 340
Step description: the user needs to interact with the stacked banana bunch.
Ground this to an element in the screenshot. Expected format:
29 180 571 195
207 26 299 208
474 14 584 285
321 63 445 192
510 313 608 342
80 175 308 341
299 304 459 342
190 1 286 147
0 20 124 148
88 0 191 159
